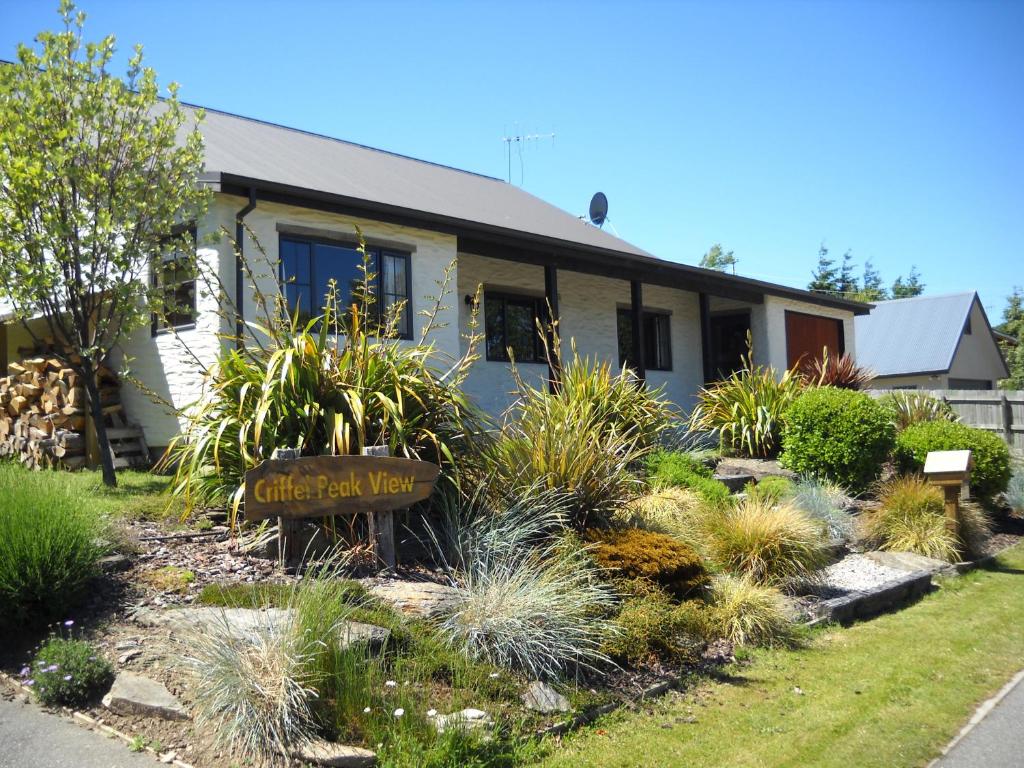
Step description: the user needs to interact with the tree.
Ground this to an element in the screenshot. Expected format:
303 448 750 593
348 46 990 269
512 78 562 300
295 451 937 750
836 250 858 296
999 287 1024 390
0 2 209 486
699 243 737 273
891 266 925 298
859 259 888 301
808 244 839 293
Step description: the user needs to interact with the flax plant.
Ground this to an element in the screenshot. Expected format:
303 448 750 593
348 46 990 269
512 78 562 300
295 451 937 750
689 341 803 458
162 231 485 527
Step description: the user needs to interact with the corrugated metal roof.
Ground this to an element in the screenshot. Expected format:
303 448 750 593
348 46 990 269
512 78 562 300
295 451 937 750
193 106 651 259
855 292 976 376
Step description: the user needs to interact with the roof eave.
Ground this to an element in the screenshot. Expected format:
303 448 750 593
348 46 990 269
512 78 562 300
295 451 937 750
208 171 872 315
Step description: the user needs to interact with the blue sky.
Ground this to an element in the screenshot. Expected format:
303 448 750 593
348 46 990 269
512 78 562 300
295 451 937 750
1 0 1021 318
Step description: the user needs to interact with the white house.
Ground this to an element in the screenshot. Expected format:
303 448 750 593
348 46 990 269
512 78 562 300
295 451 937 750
855 292 1009 390
0 106 870 453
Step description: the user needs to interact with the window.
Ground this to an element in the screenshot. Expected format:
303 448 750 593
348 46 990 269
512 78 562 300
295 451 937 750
279 236 411 338
153 227 197 334
617 309 672 371
964 315 972 335
484 292 547 363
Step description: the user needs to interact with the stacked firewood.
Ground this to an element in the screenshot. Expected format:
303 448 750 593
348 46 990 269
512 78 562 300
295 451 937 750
0 356 147 470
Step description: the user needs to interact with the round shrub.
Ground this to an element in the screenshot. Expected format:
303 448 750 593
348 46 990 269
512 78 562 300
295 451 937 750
702 498 830 585
584 527 708 598
780 387 895 493
25 636 114 707
894 421 1011 501
601 581 713 665
744 476 795 506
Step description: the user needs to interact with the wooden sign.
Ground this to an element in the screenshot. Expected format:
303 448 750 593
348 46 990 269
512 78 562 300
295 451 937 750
244 455 440 522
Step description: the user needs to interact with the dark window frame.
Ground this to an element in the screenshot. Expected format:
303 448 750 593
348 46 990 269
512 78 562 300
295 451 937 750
278 233 414 340
617 308 673 371
151 224 198 336
483 291 548 363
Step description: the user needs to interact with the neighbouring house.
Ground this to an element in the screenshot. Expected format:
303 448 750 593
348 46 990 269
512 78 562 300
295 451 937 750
0 106 870 454
855 291 1010 390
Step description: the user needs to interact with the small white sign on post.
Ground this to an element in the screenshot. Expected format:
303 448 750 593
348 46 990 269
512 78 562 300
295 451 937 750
923 449 973 543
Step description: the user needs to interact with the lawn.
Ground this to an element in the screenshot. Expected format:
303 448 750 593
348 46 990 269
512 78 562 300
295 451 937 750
540 542 1024 768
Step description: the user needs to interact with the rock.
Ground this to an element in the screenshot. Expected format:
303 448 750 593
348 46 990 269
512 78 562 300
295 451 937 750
522 681 570 714
365 580 460 620
434 708 492 734
159 751 177 764
134 607 390 651
118 649 143 665
712 472 755 493
716 458 797 482
115 639 140 651
99 554 131 573
290 740 377 767
102 673 188 721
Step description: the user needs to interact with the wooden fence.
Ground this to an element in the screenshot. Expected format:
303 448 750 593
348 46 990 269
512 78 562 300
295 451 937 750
867 389 1024 454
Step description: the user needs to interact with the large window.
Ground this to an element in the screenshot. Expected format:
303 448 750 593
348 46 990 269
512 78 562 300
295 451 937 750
153 227 197 334
484 292 547 363
617 309 672 371
280 236 411 338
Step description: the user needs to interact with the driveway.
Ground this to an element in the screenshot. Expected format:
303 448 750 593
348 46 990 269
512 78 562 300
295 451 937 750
933 670 1024 768
0 694 157 768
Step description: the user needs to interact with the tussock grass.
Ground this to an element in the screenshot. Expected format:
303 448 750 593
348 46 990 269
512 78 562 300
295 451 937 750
706 574 795 648
703 498 830 585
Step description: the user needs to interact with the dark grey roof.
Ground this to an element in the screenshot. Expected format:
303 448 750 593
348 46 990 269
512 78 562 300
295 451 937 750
192 106 650 258
186 105 870 314
855 292 978 376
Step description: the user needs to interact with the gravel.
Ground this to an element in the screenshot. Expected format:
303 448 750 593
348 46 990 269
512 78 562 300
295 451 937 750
819 554 908 593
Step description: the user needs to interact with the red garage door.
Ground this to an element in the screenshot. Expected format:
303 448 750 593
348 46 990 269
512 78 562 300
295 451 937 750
785 311 844 370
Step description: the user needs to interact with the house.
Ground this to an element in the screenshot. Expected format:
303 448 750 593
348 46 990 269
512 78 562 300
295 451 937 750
0 106 870 453
854 292 1009 390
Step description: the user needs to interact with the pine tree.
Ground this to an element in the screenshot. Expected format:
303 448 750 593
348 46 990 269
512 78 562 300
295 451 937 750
860 259 888 301
699 244 737 273
836 250 858 296
808 244 840 294
891 266 925 298
999 287 1024 389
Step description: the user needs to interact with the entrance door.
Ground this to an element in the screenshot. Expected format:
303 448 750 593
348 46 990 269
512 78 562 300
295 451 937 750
785 311 843 369
708 312 751 379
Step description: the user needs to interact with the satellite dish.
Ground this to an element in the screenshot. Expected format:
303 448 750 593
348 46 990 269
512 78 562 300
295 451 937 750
589 192 608 227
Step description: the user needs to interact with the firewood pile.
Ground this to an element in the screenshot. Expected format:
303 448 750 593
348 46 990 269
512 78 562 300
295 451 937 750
0 355 150 471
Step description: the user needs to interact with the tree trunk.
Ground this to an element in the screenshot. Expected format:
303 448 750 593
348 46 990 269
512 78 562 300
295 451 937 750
81 359 117 487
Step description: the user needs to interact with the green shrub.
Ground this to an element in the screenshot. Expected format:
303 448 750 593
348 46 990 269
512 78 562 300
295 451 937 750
25 634 114 707
0 464 109 629
689 355 803 458
602 582 713 665
780 387 895 493
585 527 709 598
744 476 795 506
702 498 830 585
647 450 732 506
863 475 990 561
707 574 794 647
894 421 1011 500
878 391 958 431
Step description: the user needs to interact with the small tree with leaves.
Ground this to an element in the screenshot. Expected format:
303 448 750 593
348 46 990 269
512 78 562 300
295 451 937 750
891 266 925 298
699 243 737 273
836 250 858 296
859 259 888 301
0 2 209 486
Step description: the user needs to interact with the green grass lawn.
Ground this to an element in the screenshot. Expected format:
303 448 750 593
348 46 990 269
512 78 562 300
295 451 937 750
540 543 1024 768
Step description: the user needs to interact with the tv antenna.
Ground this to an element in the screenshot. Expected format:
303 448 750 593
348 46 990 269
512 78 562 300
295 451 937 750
502 127 555 184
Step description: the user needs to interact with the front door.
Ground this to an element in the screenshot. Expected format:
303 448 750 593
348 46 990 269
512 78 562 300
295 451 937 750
708 312 751 379
785 310 844 370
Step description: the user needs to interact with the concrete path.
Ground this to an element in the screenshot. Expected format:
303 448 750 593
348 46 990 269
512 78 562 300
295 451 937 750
0 694 157 768
933 670 1024 768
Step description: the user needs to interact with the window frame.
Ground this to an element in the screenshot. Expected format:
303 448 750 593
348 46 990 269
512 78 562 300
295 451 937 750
278 233 413 340
151 224 198 336
483 290 548 364
616 307 673 372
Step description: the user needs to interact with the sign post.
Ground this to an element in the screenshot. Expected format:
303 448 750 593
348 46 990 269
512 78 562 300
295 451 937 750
245 453 440 569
